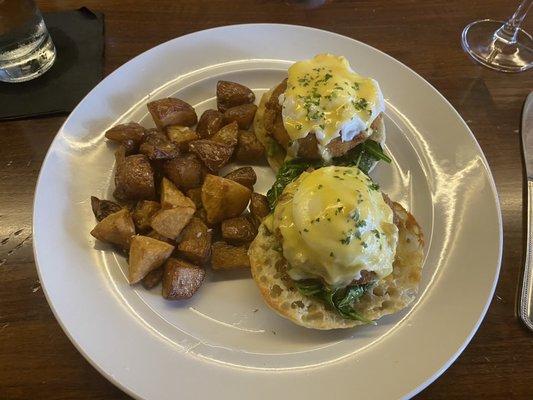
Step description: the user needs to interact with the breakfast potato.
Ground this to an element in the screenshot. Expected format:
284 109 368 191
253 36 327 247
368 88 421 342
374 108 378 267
160 177 196 210
141 266 164 289
211 241 250 270
223 103 258 130
105 122 146 153
128 235 174 284
186 188 203 209
90 196 122 222
162 258 205 299
201 174 252 224
146 230 175 245
114 154 156 201
217 81 255 112
132 200 161 232
139 129 180 160
188 140 233 173
221 216 257 244
90 208 135 249
177 217 212 264
163 153 203 190
196 109 225 138
235 130 265 163
147 98 197 129
194 207 210 227
223 167 256 190
150 206 195 240
210 121 238 147
166 125 199 150
250 192 270 220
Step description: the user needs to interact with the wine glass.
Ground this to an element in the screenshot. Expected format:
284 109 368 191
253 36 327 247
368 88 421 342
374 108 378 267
461 0 532 73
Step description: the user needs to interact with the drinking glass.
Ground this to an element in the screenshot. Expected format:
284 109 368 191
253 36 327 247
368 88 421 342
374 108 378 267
461 0 532 73
0 0 56 83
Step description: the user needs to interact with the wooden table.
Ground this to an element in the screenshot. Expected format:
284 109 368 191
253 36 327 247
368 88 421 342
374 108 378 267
1 1 531 398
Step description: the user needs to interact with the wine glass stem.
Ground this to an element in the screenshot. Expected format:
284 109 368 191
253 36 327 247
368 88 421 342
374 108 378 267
495 0 533 44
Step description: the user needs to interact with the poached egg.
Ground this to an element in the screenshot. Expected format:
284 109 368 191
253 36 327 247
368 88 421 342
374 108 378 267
266 166 398 288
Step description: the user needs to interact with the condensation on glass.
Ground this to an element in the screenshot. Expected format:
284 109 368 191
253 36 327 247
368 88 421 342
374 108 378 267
0 0 56 83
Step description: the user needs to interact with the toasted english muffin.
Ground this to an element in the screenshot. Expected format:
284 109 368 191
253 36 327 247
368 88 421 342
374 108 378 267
249 201 423 330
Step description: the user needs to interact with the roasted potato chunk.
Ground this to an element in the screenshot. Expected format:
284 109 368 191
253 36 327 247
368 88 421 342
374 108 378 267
177 217 212 264
201 174 252 224
132 200 161 232
211 241 250 270
139 129 180 160
105 122 146 153
141 266 164 289
223 103 258 130
223 167 256 190
196 109 225 138
147 98 198 129
250 193 270 220
166 125 199 150
90 196 122 222
162 258 205 299
210 121 238 147
163 153 203 190
221 216 257 244
160 177 196 209
150 206 195 240
217 81 255 112
146 230 175 245
90 208 135 249
114 154 155 201
186 188 202 209
188 140 233 173
235 130 265 163
128 235 174 284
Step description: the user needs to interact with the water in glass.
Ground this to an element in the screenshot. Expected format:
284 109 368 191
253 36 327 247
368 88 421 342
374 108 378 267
0 0 56 83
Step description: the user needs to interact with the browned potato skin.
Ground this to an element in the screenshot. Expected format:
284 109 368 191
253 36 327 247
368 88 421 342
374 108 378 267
160 177 196 210
216 81 255 113
141 266 164 289
223 103 258 130
196 109 225 138
90 196 122 222
146 230 175 245
250 193 270 220
221 216 257 244
139 129 180 160
132 200 161 232
90 208 135 249
114 154 156 201
177 217 212 264
264 79 290 148
223 167 256 190
210 121 238 147
166 125 199 151
201 174 252 224
235 131 265 163
186 188 203 209
105 122 146 153
162 258 205 300
188 140 233 173
163 153 203 190
211 241 250 270
147 98 198 130
150 206 195 240
128 235 174 284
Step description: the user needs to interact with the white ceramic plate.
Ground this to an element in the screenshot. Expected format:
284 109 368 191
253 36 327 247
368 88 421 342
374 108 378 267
33 24 502 400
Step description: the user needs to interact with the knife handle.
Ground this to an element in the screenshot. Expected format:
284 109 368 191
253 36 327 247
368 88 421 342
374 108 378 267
520 180 533 331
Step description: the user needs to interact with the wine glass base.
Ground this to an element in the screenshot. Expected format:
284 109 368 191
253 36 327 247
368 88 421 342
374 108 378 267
462 19 533 73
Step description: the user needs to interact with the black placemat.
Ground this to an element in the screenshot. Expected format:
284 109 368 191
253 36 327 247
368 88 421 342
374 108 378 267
0 7 104 120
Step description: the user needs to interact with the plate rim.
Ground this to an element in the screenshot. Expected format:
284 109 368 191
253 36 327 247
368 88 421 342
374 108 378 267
33 23 503 400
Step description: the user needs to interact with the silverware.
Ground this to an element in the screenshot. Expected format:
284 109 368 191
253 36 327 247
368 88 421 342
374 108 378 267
520 91 533 331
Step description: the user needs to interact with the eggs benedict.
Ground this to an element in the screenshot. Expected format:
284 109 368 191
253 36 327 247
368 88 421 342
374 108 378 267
249 166 424 329
254 54 387 171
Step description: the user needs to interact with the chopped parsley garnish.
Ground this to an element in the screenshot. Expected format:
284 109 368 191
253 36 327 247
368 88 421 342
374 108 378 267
368 183 380 191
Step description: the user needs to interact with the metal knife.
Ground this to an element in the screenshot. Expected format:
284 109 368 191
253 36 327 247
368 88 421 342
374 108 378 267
520 91 533 332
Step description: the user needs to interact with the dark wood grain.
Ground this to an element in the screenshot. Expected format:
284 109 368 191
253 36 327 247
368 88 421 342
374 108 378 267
0 1 532 399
